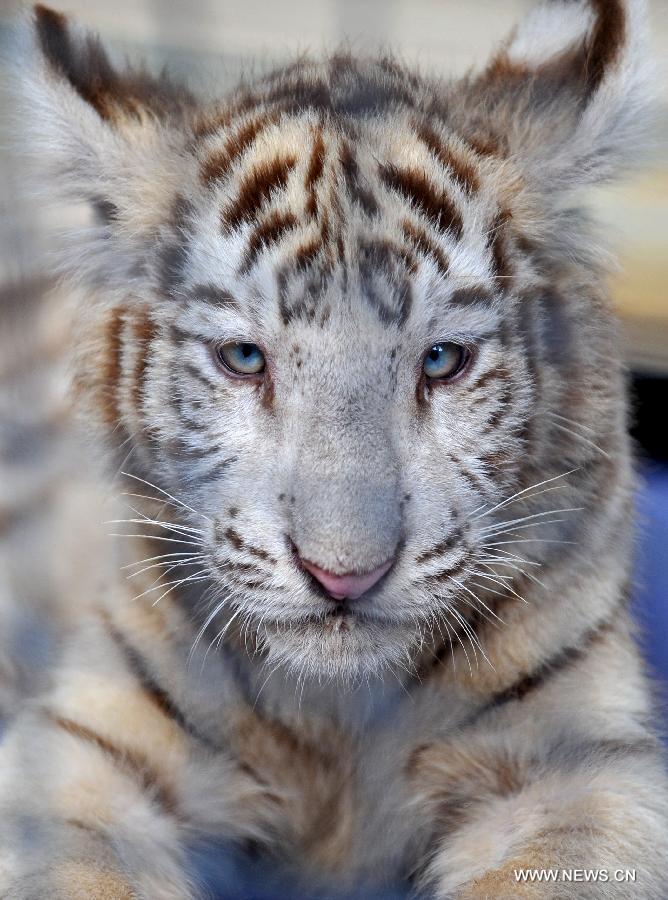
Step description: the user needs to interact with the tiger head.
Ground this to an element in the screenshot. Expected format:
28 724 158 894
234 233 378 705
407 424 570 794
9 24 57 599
22 1 651 679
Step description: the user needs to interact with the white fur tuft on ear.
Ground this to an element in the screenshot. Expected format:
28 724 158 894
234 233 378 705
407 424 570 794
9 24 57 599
459 0 656 193
503 2 597 68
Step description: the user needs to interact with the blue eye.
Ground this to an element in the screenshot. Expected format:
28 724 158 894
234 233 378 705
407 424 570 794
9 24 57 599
423 342 468 380
216 341 266 376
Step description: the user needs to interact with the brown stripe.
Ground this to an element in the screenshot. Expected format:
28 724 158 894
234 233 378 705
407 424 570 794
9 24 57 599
467 135 502 158
101 307 125 428
379 164 463 239
221 526 277 563
193 108 233 141
241 210 298 273
226 559 263 576
471 605 623 720
166 437 213 461
169 323 199 346
158 196 194 298
487 208 513 282
468 367 502 395
46 711 178 815
248 544 276 563
416 527 464 565
478 448 512 470
358 242 413 326
292 231 323 271
305 126 326 216
224 526 245 551
422 557 468 585
481 386 512 434
266 77 331 114
223 155 297 232
193 90 269 142
131 311 156 419
400 219 449 277
415 122 480 194
531 0 627 104
584 0 626 97
101 612 218 750
200 113 278 184
458 465 488 497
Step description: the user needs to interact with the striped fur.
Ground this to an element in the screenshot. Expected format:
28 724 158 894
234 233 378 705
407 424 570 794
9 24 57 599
1 2 667 897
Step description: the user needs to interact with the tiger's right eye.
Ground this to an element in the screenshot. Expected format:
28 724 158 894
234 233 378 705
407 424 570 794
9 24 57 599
215 341 266 376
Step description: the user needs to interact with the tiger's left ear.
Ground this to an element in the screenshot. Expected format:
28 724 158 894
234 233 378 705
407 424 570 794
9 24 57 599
458 0 655 192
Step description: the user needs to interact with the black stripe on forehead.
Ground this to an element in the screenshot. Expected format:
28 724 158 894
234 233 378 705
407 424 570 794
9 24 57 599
378 163 463 240
358 238 414 327
401 219 449 278
278 236 415 328
200 112 279 184
340 142 378 217
241 210 299 274
278 268 330 326
448 286 497 308
184 283 238 309
414 121 480 195
222 155 297 232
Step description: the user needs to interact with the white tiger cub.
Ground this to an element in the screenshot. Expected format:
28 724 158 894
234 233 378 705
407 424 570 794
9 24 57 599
0 1 667 897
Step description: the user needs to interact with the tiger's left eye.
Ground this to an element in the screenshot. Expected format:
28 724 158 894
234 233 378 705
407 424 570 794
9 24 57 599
423 342 469 380
216 341 266 376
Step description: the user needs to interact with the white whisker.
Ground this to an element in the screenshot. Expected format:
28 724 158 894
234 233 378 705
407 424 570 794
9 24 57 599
109 533 201 546
548 421 610 458
120 471 212 521
121 551 201 570
126 556 205 580
106 517 204 539
473 469 579 520
484 538 575 547
479 507 583 535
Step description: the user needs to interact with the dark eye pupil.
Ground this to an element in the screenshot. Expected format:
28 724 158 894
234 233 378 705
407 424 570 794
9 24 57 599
429 348 441 362
240 344 254 358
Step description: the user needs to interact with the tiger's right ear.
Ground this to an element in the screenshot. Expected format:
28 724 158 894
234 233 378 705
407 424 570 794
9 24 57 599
31 5 195 127
18 5 195 227
12 5 199 285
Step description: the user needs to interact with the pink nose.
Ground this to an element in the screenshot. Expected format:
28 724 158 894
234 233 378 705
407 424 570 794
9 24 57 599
300 557 394 600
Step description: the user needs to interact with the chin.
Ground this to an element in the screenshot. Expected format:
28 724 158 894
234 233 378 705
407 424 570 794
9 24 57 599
259 614 416 683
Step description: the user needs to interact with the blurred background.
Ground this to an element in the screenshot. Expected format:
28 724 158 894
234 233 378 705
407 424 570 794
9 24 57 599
0 2 666 895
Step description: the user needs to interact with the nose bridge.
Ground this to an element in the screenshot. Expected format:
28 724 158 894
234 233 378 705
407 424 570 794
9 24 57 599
290 393 401 574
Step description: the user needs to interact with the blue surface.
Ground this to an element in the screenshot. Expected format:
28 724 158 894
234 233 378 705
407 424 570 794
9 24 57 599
634 465 668 714
186 840 413 900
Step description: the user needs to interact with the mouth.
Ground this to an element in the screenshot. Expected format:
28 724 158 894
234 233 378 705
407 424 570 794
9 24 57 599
318 606 353 633
258 607 416 681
